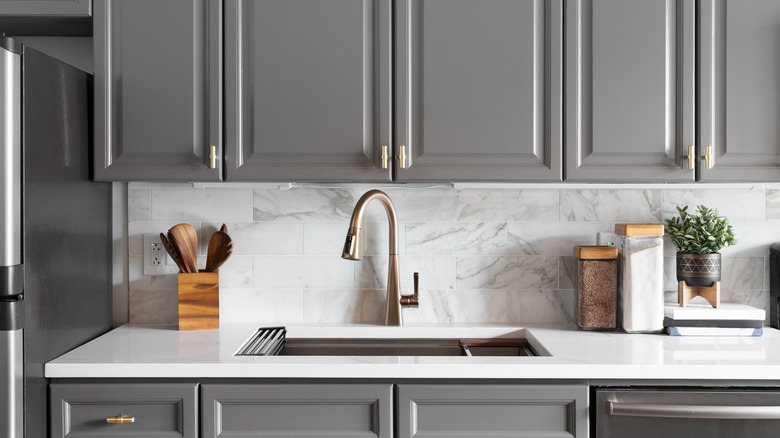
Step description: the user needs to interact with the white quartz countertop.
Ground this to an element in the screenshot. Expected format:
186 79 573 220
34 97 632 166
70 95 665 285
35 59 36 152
45 323 780 381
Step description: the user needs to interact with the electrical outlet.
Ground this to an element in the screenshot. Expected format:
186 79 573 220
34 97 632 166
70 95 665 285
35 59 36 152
143 234 179 276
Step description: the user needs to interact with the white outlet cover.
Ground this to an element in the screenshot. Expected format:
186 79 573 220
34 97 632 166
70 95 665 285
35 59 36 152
142 234 179 276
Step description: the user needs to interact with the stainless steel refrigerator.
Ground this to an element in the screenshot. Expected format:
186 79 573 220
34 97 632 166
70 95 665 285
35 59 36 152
0 37 112 438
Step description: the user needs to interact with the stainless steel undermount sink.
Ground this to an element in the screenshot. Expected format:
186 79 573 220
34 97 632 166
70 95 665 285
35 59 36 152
234 328 539 357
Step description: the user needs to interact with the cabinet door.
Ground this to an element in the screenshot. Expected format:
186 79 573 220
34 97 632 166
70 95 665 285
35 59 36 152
50 383 198 438
565 0 695 182
94 0 222 181
699 0 780 181
225 0 391 182
393 0 562 182
0 0 91 16
202 383 393 438
397 384 588 438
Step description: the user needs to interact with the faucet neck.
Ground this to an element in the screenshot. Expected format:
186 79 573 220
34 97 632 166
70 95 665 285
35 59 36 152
348 190 398 255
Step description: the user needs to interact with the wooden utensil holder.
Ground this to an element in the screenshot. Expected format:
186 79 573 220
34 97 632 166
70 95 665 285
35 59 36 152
178 272 219 330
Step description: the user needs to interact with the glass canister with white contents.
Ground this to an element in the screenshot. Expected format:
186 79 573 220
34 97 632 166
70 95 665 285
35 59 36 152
615 224 665 333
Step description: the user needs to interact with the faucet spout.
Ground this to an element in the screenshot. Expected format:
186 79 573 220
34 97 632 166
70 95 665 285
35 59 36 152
342 189 405 326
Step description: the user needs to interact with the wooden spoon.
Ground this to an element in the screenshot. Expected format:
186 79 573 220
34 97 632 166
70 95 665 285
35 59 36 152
159 233 187 273
205 231 233 272
168 223 199 273
220 223 228 235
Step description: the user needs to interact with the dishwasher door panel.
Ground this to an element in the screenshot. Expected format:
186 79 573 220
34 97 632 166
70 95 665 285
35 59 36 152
596 389 780 438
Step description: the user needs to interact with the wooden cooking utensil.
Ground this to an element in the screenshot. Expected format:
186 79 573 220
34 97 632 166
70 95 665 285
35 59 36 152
168 223 199 273
159 233 188 273
167 231 197 273
220 223 228 234
205 231 233 272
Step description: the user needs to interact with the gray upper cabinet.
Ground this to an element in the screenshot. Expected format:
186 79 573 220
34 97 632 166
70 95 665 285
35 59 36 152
0 0 91 16
94 0 222 181
565 0 696 182
698 0 780 182
394 0 563 182
224 0 392 182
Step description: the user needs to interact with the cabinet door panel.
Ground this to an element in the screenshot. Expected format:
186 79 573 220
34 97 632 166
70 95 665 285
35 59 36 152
50 383 198 438
225 0 391 181
395 0 562 182
94 0 222 181
202 384 393 438
566 0 695 182
699 0 780 181
397 384 588 438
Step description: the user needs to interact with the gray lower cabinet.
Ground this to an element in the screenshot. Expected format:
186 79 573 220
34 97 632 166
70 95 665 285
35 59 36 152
201 383 393 438
49 382 198 438
394 0 563 182
0 0 91 16
397 384 588 438
93 0 222 182
565 0 696 182
698 0 780 182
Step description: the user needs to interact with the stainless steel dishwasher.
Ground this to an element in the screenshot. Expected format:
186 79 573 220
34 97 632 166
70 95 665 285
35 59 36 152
596 388 780 437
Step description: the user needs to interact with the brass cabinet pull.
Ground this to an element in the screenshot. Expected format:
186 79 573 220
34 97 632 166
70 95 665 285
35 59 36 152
704 144 713 169
380 145 389 169
398 145 407 169
106 415 135 424
209 145 216 169
687 144 694 170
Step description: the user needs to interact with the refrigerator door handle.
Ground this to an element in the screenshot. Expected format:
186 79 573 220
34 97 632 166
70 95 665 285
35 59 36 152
0 329 22 438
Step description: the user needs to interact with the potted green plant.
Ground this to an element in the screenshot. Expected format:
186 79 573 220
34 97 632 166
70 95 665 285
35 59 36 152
664 204 736 287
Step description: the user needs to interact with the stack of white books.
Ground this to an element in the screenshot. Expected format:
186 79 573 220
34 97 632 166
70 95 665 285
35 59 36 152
663 302 765 336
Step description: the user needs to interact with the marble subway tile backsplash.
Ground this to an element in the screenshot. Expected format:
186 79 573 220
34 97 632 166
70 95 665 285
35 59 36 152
127 184 774 325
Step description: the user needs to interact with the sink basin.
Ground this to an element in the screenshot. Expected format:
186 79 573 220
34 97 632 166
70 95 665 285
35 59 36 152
234 328 538 357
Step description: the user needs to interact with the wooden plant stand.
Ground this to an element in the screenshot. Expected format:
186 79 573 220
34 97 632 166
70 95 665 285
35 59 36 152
678 280 720 308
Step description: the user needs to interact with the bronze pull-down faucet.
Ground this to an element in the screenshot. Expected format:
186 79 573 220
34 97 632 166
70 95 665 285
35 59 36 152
342 189 419 326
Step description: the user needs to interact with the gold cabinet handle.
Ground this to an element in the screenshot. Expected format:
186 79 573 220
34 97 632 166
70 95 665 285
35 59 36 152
106 415 135 424
380 145 389 169
704 144 713 169
398 145 407 169
687 144 695 170
209 145 216 169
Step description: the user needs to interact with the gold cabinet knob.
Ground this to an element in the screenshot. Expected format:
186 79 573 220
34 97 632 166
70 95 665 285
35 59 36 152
209 145 217 169
687 144 694 170
704 144 713 169
380 145 389 169
398 145 407 169
106 414 135 424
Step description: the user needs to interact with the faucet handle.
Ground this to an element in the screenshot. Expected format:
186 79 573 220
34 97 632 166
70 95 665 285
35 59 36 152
400 272 420 308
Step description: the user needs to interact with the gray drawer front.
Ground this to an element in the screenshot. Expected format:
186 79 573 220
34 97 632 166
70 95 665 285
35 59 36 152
202 383 393 438
397 384 588 438
50 383 198 438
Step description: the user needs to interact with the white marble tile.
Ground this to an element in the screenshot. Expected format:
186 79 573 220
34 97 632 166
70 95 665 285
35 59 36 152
355 255 457 291
253 188 354 221
406 222 507 255
560 190 663 222
220 289 304 324
252 256 355 289
559 256 578 290
721 257 765 291
128 189 151 222
303 222 350 255
217 256 252 289
662 188 765 222
416 290 571 324
357 187 457 222
218 222 304 255
456 256 558 290
507 222 610 255
767 190 780 221
303 289 385 324
715 222 780 258
151 188 252 221
364 221 406 256
402 290 457 324
128 289 178 324
457 189 559 222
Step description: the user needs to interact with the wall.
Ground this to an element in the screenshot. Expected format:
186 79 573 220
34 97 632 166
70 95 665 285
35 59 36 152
126 183 775 326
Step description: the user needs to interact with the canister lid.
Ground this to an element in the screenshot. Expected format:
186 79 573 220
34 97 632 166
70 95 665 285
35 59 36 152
573 245 618 259
615 223 664 236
